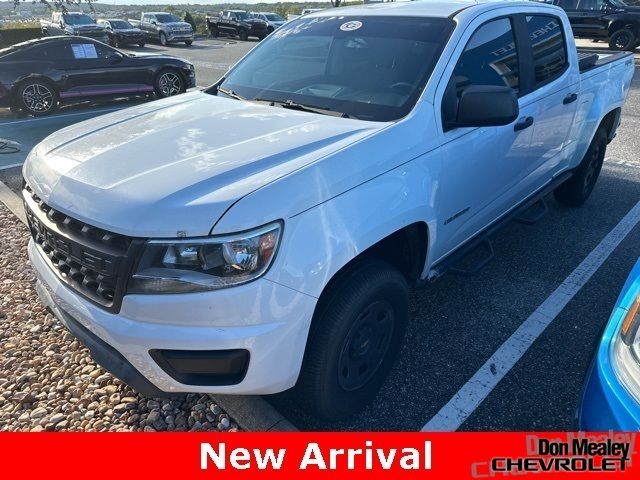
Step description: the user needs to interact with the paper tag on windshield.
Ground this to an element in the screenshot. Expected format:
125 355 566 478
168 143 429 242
340 21 362 32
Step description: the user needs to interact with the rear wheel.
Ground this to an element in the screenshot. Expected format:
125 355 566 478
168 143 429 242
154 69 185 98
159 32 168 46
609 28 636 51
209 25 218 38
238 29 248 41
295 258 409 420
554 127 607 207
17 79 58 116
138 42 146 48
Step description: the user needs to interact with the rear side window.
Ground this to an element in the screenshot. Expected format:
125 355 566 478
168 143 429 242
526 15 568 87
451 18 520 95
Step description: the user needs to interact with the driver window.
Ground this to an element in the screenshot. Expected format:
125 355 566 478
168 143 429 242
576 0 605 9
442 18 519 127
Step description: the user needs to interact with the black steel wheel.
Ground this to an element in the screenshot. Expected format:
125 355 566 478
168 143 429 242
554 127 607 207
295 258 409 420
609 28 636 51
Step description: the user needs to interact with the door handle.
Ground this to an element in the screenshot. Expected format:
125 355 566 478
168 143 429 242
563 93 578 104
514 116 534 132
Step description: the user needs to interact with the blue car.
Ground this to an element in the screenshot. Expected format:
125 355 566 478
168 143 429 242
579 259 640 430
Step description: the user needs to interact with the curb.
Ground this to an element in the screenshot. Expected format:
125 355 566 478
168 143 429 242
0 179 298 432
0 179 26 225
213 395 298 432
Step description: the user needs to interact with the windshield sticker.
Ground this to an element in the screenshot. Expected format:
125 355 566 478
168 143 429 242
340 21 363 32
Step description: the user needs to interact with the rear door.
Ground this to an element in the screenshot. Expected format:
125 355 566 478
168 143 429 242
570 0 610 38
517 14 578 193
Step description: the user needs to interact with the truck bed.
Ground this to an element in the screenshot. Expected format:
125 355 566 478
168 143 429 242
577 49 634 73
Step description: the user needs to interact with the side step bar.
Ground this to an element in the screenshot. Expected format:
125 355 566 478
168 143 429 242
426 171 572 281
514 198 549 225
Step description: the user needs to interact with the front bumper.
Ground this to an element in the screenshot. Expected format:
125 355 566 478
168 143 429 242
117 34 145 45
579 354 640 431
167 32 194 42
30 239 317 395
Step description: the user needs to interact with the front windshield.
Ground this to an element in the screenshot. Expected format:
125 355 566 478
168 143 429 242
217 16 453 122
156 13 181 23
111 20 133 29
64 14 95 25
265 14 284 21
609 0 628 6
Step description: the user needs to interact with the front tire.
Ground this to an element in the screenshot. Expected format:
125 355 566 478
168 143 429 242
554 127 607 207
209 25 218 38
154 69 185 98
185 40 192 46
138 42 146 48
295 259 409 420
17 79 58 116
609 28 636 51
238 29 248 41
159 32 168 46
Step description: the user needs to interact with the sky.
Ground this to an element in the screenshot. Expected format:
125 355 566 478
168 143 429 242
101 1 331 3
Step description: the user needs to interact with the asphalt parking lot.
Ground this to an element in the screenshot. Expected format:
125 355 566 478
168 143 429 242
0 38 639 432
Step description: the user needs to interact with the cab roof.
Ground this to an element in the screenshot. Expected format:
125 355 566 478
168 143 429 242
309 0 555 19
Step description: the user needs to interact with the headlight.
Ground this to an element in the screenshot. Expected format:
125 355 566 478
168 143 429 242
128 222 282 294
612 293 640 403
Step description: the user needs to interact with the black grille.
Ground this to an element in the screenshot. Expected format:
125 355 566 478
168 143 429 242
24 184 142 312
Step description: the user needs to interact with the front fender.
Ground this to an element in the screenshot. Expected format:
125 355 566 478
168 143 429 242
261 157 439 298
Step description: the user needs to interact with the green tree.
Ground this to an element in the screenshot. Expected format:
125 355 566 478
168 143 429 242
183 11 196 31
13 0 97 13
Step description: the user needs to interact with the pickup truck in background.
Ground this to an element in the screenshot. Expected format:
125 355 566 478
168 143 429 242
547 0 640 51
129 12 193 46
206 10 269 41
40 12 108 43
24 1 633 420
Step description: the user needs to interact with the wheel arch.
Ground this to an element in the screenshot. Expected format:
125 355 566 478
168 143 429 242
607 19 640 37
599 107 622 143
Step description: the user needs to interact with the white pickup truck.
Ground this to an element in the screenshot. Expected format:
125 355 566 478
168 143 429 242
24 0 633 419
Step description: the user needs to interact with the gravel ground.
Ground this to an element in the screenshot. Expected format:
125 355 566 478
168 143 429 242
0 205 239 432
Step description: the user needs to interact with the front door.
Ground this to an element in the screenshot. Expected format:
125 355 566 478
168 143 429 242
433 16 537 260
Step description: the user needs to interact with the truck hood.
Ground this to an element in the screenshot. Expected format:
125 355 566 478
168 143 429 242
161 21 192 30
24 91 380 238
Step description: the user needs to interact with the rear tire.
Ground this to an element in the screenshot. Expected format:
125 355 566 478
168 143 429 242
295 258 409 420
17 79 58 117
238 29 248 41
554 127 607 207
609 28 636 51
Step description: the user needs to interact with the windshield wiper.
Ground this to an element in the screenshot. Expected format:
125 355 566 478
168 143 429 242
217 86 246 101
260 99 351 118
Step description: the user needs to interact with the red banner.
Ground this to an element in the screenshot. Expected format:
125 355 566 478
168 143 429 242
0 432 637 478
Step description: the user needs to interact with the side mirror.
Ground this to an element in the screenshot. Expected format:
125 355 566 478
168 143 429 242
109 52 124 64
453 85 519 129
151 21 157 25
